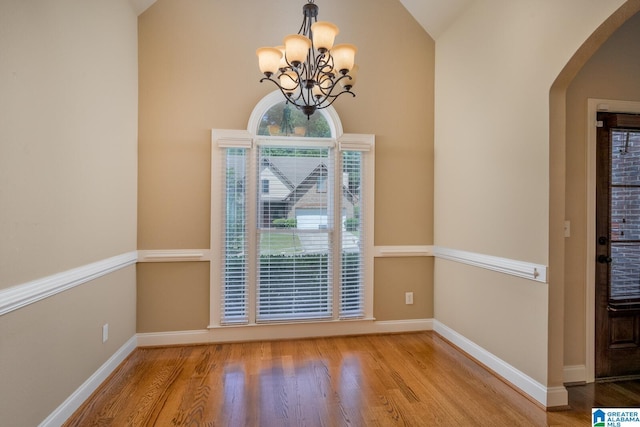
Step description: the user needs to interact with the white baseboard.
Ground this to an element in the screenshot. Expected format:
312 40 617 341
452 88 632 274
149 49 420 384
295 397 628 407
40 335 137 427
563 364 587 384
137 318 434 347
546 386 570 408
433 320 567 408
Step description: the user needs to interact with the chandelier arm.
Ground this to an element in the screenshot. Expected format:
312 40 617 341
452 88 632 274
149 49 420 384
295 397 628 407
298 82 314 110
298 2 316 36
309 51 324 80
314 52 330 72
261 71 354 110
259 76 304 104
297 17 307 35
314 90 356 110
299 61 311 85
313 74 353 100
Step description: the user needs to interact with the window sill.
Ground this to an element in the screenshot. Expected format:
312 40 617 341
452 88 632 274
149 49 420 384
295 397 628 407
206 317 378 342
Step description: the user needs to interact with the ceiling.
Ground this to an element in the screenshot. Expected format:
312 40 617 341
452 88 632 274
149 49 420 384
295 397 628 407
398 0 474 39
130 0 156 16
130 0 473 40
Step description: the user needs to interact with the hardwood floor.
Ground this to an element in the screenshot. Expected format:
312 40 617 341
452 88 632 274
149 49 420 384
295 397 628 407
64 332 639 426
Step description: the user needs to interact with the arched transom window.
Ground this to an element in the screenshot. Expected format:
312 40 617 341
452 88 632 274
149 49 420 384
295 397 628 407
257 101 331 138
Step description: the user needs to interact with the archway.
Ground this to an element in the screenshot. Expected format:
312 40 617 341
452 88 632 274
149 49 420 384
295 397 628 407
549 0 640 385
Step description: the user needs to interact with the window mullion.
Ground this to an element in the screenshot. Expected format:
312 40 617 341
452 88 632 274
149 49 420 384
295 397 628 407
246 144 258 324
332 147 342 320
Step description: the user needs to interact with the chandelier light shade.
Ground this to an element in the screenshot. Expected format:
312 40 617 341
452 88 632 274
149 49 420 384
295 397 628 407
256 47 283 76
256 0 358 118
310 21 338 51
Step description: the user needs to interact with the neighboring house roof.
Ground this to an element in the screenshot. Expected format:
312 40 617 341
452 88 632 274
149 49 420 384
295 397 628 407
261 156 358 205
227 155 358 206
262 157 327 205
262 156 325 193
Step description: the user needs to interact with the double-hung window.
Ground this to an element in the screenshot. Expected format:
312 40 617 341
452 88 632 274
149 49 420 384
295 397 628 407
210 97 373 327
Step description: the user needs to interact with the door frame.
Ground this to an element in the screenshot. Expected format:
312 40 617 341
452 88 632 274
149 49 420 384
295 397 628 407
586 98 640 382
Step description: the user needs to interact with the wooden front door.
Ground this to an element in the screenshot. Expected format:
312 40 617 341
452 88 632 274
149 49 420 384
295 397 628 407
596 112 640 379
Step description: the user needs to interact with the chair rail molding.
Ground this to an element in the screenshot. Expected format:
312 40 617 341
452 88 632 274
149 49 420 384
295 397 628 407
0 251 138 316
433 246 547 283
137 249 211 262
373 245 433 257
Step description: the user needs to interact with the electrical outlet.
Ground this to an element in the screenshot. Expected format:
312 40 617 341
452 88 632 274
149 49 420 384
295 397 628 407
102 323 109 343
405 292 414 305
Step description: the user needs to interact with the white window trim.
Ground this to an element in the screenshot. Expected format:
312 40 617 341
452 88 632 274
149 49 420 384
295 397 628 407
209 96 374 329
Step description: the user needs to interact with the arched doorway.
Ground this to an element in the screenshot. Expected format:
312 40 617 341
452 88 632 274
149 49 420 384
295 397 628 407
551 1 640 384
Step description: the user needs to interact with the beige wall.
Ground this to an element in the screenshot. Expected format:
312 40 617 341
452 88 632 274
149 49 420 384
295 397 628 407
0 267 136 426
137 262 210 332
137 0 435 331
434 0 626 387
564 10 640 367
374 257 434 320
435 260 549 381
0 1 138 425
0 0 138 288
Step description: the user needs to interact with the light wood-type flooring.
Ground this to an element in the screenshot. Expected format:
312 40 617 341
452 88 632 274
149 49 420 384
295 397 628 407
64 332 640 426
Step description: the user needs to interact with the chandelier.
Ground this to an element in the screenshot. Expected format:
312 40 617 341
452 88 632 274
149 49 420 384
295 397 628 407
256 0 358 119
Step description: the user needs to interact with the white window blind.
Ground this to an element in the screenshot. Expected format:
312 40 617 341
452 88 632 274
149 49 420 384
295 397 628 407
257 146 334 321
340 150 364 318
221 148 249 324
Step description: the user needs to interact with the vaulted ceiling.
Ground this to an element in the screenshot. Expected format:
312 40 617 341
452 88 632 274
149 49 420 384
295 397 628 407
130 0 156 16
398 0 473 39
129 0 473 40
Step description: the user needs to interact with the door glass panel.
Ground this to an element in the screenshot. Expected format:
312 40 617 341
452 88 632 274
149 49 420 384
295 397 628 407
611 187 640 240
612 130 640 184
610 243 640 300
610 130 640 302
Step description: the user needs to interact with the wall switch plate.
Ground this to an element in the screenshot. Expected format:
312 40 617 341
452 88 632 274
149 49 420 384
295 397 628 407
564 220 571 237
405 292 414 305
102 323 109 343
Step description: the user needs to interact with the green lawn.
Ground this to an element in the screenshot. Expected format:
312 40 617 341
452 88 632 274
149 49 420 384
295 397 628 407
260 232 302 255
